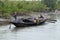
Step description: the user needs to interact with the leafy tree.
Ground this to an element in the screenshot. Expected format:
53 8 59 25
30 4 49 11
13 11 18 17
42 0 57 11
56 1 60 10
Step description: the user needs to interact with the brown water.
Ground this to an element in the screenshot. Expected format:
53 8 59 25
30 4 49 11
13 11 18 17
0 11 60 40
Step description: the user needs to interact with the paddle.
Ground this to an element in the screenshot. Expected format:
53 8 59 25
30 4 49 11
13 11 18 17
46 19 57 23
9 16 12 29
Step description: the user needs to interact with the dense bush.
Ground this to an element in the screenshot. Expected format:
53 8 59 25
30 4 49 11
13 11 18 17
0 0 60 17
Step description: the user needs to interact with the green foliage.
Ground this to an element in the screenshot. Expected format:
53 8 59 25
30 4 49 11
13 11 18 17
0 0 59 17
0 1 4 8
56 1 60 10
42 0 57 10
0 1 48 14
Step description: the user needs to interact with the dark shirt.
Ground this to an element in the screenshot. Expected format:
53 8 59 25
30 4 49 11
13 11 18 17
13 13 17 21
40 15 44 18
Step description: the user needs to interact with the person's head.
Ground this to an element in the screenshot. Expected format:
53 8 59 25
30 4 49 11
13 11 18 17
14 12 17 15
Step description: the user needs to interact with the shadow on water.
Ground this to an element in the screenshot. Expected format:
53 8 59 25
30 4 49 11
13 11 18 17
12 23 46 32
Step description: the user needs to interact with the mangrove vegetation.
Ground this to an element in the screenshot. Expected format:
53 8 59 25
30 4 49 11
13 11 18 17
0 0 60 17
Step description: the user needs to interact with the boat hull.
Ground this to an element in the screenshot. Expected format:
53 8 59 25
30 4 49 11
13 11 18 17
11 21 45 27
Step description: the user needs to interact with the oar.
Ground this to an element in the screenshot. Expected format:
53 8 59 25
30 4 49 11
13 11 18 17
9 16 11 29
46 19 57 23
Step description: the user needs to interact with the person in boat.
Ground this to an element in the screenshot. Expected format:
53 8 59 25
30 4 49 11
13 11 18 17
39 14 44 18
38 14 44 22
13 12 17 21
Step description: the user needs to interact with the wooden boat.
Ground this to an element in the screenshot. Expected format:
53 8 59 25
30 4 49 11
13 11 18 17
11 18 46 27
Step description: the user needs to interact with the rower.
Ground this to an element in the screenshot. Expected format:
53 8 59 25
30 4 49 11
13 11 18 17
13 12 17 21
39 14 44 18
38 14 44 22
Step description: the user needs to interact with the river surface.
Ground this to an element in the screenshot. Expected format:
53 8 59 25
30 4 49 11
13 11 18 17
0 11 60 40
